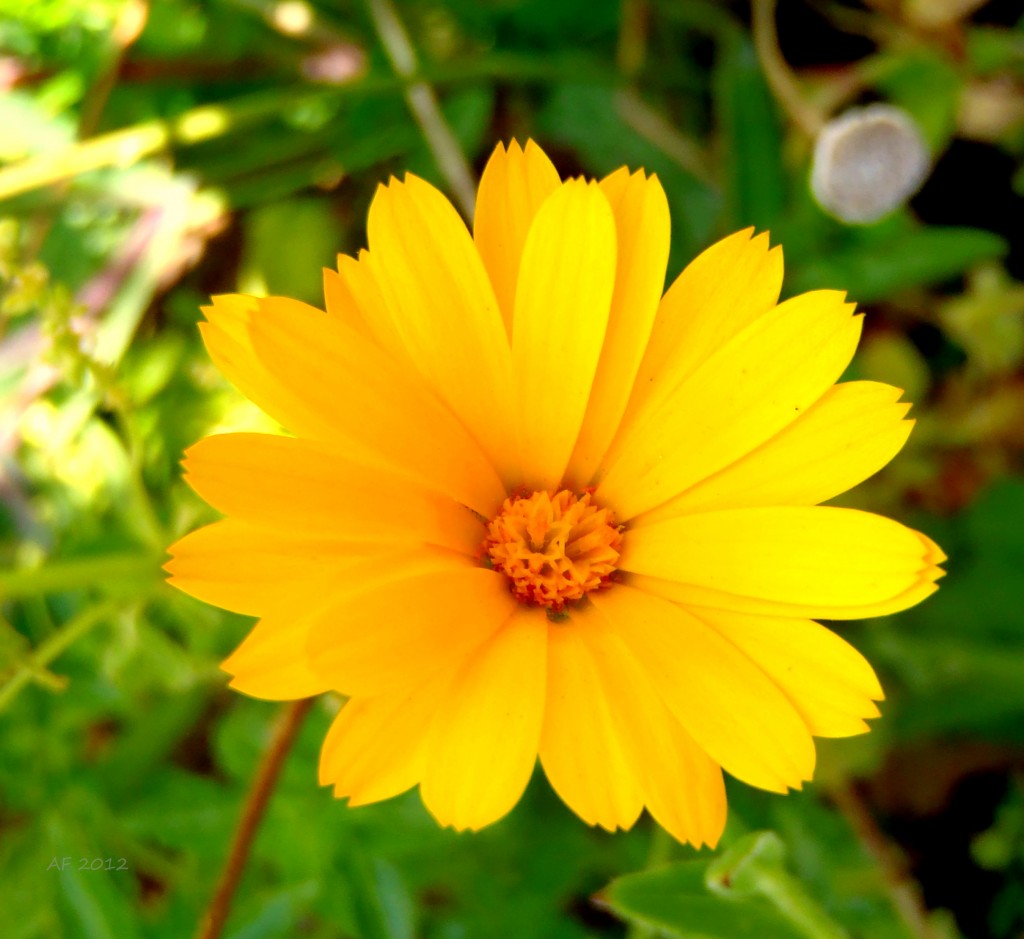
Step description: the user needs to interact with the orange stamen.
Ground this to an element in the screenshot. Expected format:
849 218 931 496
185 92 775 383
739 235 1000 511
483 489 622 611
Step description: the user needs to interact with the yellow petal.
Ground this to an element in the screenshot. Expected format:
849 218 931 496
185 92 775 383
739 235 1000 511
421 607 547 830
622 506 945 618
224 546 469 698
538 622 643 832
598 290 863 520
365 174 517 482
590 584 816 792
306 557 518 697
474 140 562 333
322 264 372 339
633 575 941 621
319 671 453 805
640 381 913 520
206 292 506 517
513 179 617 489
333 250 415 370
183 433 484 554
694 607 884 738
624 229 783 423
578 610 727 847
200 295 337 442
246 291 506 516
222 617 332 701
566 168 671 486
165 519 368 617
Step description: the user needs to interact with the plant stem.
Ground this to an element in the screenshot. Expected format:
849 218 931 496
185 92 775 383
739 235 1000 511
24 0 149 257
79 0 150 140
0 85 347 202
617 0 649 79
0 552 161 598
614 88 715 185
830 781 938 939
0 601 119 712
366 0 477 221
750 0 824 136
0 57 612 204
195 698 315 939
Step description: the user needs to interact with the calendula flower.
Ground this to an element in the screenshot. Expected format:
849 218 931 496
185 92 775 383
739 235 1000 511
167 140 944 846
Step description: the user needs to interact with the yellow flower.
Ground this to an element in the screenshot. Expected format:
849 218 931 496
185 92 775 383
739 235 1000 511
166 140 945 846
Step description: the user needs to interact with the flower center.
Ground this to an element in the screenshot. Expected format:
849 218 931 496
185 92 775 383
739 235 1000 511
483 489 622 611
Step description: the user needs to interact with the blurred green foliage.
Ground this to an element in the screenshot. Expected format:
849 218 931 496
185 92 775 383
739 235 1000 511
2 0 1024 937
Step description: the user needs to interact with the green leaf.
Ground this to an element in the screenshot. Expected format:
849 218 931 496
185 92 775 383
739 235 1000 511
45 811 141 939
966 27 1024 77
972 778 1024 871
0 822 62 939
405 85 495 186
862 481 1024 742
707 833 848 939
120 768 238 860
788 226 1008 302
894 480 1024 641
868 50 962 151
767 795 920 939
939 266 1024 375
344 851 417 939
962 478 1024 552
602 858 808 939
99 689 217 804
721 789 921 939
539 82 720 265
713 33 786 232
855 332 931 403
239 198 345 305
227 882 320 939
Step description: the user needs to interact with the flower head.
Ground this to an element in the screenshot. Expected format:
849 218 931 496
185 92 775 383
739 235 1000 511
811 103 931 224
167 140 945 846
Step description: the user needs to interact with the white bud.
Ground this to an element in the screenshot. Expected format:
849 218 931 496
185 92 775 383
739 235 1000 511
272 0 313 36
810 104 931 225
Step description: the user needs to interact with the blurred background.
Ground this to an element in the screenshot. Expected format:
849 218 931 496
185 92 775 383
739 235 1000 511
1 0 1023 937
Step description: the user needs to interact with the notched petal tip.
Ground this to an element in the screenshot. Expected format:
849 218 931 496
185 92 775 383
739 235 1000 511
871 540 945 617
489 139 510 158
918 531 948 566
202 293 258 321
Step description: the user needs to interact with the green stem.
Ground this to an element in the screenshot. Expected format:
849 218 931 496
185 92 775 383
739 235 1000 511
707 831 849 939
0 552 162 598
752 869 849 939
751 0 824 136
617 0 649 79
114 410 168 549
614 88 715 185
830 782 938 939
0 85 347 202
0 601 120 712
366 0 477 220
0 58 613 204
